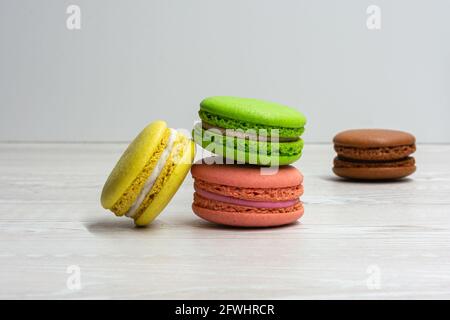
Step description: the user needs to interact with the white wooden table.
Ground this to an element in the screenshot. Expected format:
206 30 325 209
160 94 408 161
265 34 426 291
1 143 449 299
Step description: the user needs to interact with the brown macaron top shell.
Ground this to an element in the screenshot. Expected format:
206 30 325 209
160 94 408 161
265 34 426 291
333 129 416 161
333 129 415 148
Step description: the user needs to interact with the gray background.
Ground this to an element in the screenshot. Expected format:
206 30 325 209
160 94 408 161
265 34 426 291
1 0 449 143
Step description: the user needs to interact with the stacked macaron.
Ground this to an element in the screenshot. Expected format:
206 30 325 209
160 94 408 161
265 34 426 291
332 129 416 180
193 96 306 166
191 160 304 227
192 96 307 227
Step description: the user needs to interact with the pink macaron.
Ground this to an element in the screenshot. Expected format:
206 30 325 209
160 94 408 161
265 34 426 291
191 160 304 227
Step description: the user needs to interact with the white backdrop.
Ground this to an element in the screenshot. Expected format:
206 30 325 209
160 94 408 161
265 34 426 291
1 0 449 143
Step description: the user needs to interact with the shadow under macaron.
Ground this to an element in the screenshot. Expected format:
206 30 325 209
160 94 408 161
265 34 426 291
320 175 415 184
187 218 302 231
85 218 164 234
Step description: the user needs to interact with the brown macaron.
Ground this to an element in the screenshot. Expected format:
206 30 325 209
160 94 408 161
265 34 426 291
333 129 416 180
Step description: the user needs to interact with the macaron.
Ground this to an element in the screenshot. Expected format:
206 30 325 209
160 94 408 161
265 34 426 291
191 160 304 227
101 121 195 226
333 129 416 180
193 96 306 166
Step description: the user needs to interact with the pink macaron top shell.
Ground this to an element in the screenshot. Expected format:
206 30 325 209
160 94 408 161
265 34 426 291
191 160 303 189
195 187 299 209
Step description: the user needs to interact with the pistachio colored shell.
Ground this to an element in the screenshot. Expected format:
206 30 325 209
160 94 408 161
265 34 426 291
199 139 302 166
200 96 307 128
100 121 168 209
134 139 196 226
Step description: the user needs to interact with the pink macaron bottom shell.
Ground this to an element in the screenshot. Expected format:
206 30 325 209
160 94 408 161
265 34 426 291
195 187 299 209
193 193 304 227
192 204 304 227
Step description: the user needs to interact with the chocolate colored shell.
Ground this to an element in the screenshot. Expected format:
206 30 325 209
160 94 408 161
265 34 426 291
333 157 416 180
333 129 415 148
333 129 416 161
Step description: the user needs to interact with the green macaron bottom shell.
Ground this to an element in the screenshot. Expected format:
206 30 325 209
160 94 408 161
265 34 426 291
198 139 303 166
193 125 303 166
199 110 305 139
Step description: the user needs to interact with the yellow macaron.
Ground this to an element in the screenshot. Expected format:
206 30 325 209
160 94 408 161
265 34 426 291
101 120 195 226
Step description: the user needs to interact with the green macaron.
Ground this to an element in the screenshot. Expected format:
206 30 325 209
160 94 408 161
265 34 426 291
193 96 306 166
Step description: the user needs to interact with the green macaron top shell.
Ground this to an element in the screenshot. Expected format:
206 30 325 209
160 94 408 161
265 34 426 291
200 96 307 130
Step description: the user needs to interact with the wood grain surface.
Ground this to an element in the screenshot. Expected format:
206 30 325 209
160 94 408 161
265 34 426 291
0 143 449 299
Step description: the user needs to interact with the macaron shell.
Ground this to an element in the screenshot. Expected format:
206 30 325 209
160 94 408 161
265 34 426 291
333 129 416 148
101 121 168 209
191 161 303 188
333 165 416 180
199 138 302 166
134 139 195 226
200 96 306 128
192 205 304 227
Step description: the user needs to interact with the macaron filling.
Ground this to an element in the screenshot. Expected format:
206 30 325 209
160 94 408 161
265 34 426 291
194 123 304 157
334 156 415 168
202 122 300 142
126 129 177 218
195 187 299 209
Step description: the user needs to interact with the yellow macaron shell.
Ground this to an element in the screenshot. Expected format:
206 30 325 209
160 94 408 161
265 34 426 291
135 138 195 226
101 121 169 210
